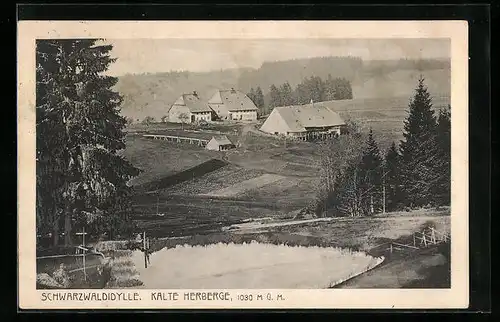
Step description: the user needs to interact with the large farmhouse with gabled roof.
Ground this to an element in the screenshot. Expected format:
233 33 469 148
208 88 258 121
168 91 215 124
260 102 346 141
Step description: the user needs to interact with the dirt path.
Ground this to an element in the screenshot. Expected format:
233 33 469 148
334 246 450 288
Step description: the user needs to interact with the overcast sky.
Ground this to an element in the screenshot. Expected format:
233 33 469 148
104 38 450 76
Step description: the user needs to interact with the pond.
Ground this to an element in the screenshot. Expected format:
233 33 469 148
129 242 384 289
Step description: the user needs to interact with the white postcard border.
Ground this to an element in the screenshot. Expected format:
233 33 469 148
17 20 469 310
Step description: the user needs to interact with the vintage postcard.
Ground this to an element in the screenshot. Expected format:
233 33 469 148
18 20 469 310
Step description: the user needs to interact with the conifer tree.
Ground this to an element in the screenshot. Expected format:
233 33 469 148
36 39 140 246
295 82 309 105
306 76 325 102
324 74 337 101
280 81 294 106
247 87 256 105
434 105 451 205
269 84 282 108
384 141 404 212
255 86 265 110
358 129 383 214
399 76 439 207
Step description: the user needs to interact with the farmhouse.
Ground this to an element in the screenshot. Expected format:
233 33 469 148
260 103 346 141
208 88 258 121
205 135 236 151
168 91 214 124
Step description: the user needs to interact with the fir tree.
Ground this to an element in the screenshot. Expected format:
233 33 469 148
36 39 140 246
280 81 294 106
306 76 325 103
247 87 256 105
358 129 383 215
334 78 353 100
384 141 405 212
295 82 309 105
269 84 282 108
399 76 439 207
324 74 337 101
434 105 451 205
255 86 265 110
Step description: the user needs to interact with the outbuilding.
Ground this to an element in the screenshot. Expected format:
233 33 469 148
205 135 236 151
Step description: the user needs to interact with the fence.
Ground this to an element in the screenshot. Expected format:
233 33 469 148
370 227 450 255
143 134 209 147
36 246 107 282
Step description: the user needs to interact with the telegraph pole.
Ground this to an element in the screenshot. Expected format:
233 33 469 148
382 175 386 214
156 193 160 215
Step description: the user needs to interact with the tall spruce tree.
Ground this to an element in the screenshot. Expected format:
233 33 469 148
334 78 353 100
358 129 383 214
247 87 256 104
255 87 265 110
280 82 295 106
399 76 439 207
324 74 337 101
36 39 140 246
306 76 325 102
295 82 309 105
269 84 282 108
384 141 404 212
434 105 451 205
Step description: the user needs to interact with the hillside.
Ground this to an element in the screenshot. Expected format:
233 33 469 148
114 57 450 121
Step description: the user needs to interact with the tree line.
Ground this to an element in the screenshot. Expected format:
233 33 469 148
247 75 353 116
36 39 140 247
314 76 451 217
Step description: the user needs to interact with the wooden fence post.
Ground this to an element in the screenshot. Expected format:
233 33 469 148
422 233 427 247
82 227 86 281
143 231 147 269
389 243 393 254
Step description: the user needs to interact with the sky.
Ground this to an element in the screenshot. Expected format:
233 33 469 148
103 38 450 76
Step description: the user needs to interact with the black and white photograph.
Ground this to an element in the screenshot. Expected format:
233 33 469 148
18 20 469 309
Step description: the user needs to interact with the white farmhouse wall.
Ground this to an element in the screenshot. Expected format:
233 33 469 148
209 103 229 120
260 110 290 135
192 111 212 122
229 110 257 121
169 105 192 123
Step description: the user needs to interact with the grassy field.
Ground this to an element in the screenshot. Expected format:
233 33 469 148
120 94 451 240
325 95 451 151
268 209 451 252
121 135 222 186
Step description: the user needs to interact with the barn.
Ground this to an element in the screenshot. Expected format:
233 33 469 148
260 103 346 141
208 88 258 121
205 135 236 151
168 91 215 124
